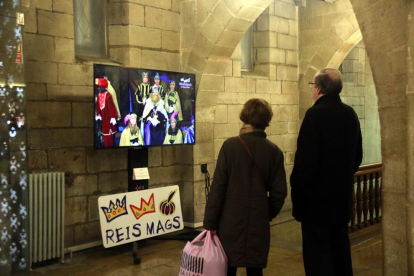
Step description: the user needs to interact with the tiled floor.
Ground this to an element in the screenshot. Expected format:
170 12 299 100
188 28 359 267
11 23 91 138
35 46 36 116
29 234 382 276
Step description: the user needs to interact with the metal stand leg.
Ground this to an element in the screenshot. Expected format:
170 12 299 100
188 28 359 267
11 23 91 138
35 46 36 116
132 241 141 265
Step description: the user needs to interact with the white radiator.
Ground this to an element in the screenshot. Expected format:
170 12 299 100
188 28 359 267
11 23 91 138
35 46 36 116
29 172 65 266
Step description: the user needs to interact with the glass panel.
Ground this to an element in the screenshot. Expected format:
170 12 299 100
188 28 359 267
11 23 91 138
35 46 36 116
241 24 254 71
0 0 29 273
73 0 107 56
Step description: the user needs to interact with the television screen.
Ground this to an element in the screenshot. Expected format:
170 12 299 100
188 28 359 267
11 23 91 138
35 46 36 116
94 64 196 148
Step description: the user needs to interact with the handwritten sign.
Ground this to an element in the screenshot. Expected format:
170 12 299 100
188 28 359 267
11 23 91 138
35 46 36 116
98 186 183 248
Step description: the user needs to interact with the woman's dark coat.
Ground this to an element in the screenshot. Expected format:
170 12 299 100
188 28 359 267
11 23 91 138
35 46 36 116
203 131 287 268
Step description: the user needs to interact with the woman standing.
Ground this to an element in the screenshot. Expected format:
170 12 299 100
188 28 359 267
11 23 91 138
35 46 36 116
203 99 287 276
163 111 183 145
120 113 144 146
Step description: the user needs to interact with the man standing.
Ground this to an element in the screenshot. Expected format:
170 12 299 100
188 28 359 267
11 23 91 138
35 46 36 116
290 68 363 276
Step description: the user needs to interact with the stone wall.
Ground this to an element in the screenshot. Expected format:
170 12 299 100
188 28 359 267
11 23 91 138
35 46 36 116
340 41 381 165
213 1 299 226
22 0 184 248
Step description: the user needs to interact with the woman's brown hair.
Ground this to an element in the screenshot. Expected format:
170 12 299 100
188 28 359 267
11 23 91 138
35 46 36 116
239 98 273 130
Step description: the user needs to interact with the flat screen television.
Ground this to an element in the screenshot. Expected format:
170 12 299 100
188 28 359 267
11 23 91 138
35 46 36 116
94 64 196 148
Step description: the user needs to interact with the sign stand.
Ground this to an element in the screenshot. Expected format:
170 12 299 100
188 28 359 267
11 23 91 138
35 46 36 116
128 147 149 265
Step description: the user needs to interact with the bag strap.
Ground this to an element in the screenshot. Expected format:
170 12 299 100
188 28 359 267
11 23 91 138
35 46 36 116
238 135 267 189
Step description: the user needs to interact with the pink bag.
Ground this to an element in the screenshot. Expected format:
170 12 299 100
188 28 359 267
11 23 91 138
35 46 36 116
179 230 228 276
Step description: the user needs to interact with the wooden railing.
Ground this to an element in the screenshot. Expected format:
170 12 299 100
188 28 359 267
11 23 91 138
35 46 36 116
349 163 382 233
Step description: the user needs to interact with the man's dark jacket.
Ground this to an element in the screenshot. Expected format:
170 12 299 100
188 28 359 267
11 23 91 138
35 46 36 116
290 92 363 224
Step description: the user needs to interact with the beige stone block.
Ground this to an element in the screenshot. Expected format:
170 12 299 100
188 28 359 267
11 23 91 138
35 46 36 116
282 134 297 152
108 25 129 46
277 66 298 81
49 148 86 174
257 14 270 31
130 0 171 10
193 141 215 164
54 37 75 64
288 121 298 133
215 105 228 123
162 147 182 166
59 64 92 86
194 203 206 222
38 10 74 38
227 17 254 33
53 0 73 13
47 85 92 102
129 26 162 48
194 181 206 206
30 0 52 10
278 34 298 50
196 106 216 123
254 32 277 48
231 43 242 60
26 83 47 101
27 102 70 128
148 165 181 185
182 1 197 25
211 44 236 58
223 0 244 15
273 105 292 122
286 50 298 65
22 6 37 33
66 174 98 197
162 31 180 51
129 3 145 26
141 50 180 72
271 94 298 105
29 128 92 149
282 81 298 95
86 148 128 173
256 80 282 94
26 61 58 84
179 181 194 206
357 74 366 86
216 30 244 48
28 150 48 173
274 1 297 20
232 60 241 77
108 2 129 25
225 77 255 93
146 7 179 32
212 0 233 27
228 105 242 124
197 0 220 24
74 221 101 245
217 92 238 104
270 16 290 34
238 93 271 105
72 102 94 127
195 122 214 142
99 171 128 193
193 34 214 57
214 124 239 139
148 147 162 167
271 122 288 135
335 20 357 42
289 20 298 36
204 59 231 76
65 196 87 225
201 15 224 43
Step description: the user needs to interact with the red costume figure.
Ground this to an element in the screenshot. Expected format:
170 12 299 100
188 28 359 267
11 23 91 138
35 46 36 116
95 78 117 147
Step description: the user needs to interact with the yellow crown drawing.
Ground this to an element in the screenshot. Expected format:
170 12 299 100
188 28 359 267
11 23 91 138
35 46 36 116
130 193 155 220
101 195 128 223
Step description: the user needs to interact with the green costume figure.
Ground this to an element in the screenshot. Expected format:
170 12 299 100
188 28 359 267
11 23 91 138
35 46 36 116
163 111 183 145
154 72 166 100
164 81 183 121
120 113 144 146
133 72 151 117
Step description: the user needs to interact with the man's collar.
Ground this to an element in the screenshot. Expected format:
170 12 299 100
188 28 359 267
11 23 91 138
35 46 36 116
314 92 341 106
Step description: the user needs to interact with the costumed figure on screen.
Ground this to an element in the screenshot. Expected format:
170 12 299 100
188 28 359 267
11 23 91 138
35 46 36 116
164 81 183 122
132 71 151 118
164 111 183 145
182 115 195 144
141 86 168 145
154 72 166 100
95 77 121 121
95 78 117 147
120 113 144 146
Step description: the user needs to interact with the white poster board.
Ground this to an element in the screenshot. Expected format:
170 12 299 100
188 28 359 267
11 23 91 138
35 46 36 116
98 185 184 248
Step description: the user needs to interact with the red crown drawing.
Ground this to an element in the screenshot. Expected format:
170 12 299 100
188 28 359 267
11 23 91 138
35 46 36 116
129 193 156 220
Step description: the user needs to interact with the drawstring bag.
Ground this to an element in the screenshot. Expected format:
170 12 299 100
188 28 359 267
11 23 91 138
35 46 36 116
179 230 227 276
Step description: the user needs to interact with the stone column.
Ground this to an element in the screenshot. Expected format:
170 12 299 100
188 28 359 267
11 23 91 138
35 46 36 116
406 1 414 275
